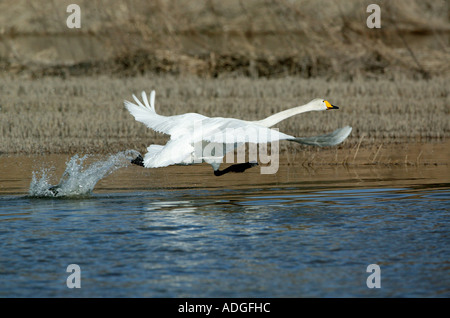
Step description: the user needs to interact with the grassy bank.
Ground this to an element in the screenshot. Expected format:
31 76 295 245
0 75 448 163
0 1 448 166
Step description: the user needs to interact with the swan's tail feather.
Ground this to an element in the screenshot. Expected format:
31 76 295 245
291 126 352 147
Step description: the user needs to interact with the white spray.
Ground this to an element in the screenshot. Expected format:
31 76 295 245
29 150 140 197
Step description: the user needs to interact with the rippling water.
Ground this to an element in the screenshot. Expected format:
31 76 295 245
0 154 449 297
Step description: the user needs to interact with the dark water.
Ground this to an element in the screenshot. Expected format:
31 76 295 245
0 155 449 297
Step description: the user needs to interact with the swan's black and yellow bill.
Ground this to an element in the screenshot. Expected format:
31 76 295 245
324 100 339 110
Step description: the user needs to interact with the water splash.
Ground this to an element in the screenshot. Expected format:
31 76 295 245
29 150 140 198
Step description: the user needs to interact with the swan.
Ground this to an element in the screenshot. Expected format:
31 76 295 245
125 90 352 176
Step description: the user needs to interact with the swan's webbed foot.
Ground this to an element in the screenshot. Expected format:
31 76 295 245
131 154 145 167
48 185 60 196
214 161 258 176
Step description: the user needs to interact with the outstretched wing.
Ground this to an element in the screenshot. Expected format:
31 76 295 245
201 119 351 147
125 90 169 135
125 91 207 137
199 117 294 144
290 126 352 147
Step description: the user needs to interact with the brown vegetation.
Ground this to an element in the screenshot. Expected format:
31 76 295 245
0 75 448 162
0 0 448 78
0 0 448 165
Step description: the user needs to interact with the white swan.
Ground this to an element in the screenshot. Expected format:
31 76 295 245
125 90 352 176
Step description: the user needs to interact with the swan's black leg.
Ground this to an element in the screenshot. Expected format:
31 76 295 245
214 162 258 176
131 154 145 167
48 185 59 196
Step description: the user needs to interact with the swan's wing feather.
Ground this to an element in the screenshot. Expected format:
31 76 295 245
150 90 156 111
141 91 151 109
200 118 294 144
291 126 352 147
125 91 206 136
143 139 194 168
199 118 351 147
124 99 170 134
132 94 146 108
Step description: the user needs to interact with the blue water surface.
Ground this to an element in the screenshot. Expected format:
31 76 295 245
1 185 449 297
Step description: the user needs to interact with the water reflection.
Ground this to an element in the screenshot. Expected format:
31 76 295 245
0 155 449 297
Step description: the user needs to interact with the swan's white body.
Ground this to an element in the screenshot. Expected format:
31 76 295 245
125 91 352 173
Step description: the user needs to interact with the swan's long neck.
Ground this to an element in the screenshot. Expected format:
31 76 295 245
254 103 319 127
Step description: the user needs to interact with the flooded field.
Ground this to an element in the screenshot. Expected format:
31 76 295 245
0 153 448 297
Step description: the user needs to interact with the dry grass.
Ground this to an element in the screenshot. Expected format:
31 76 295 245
0 74 448 160
0 0 448 165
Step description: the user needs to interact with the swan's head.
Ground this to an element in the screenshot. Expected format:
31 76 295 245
309 98 339 111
